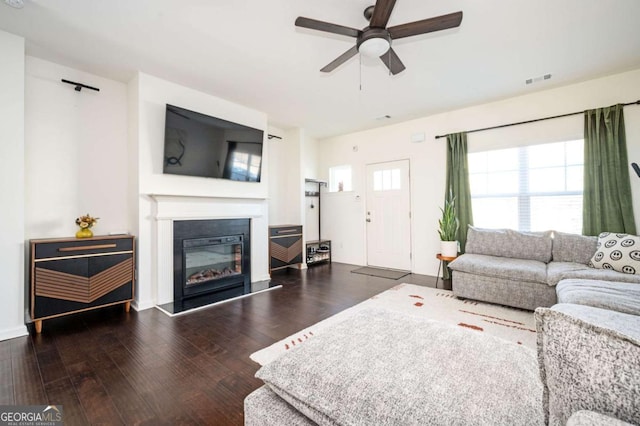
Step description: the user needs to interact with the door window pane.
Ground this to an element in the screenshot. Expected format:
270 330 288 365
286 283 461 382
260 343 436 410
372 168 401 191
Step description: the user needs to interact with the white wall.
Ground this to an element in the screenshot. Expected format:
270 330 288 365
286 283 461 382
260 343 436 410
319 68 640 276
267 126 321 266
0 30 26 340
129 72 270 310
267 127 306 227
267 125 289 225
302 134 319 180
267 127 321 239
302 134 320 241
25 57 129 238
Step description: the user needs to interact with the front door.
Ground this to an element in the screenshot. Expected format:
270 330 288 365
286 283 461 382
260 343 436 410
365 160 412 271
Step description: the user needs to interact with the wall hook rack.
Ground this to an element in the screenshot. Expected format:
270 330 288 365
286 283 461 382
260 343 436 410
61 79 100 92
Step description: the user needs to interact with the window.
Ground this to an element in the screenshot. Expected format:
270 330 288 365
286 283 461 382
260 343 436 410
329 165 352 192
468 140 583 234
373 168 401 191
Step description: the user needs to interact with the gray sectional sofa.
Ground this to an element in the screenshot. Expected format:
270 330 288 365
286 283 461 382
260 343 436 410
245 302 640 425
244 228 640 425
449 227 640 310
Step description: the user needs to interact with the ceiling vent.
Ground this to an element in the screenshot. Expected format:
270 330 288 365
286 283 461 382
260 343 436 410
526 74 552 85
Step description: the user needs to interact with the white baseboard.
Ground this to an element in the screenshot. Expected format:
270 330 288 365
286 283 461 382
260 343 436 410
253 273 272 282
131 299 155 311
0 325 29 342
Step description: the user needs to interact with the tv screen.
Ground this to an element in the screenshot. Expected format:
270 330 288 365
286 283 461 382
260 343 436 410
163 104 264 182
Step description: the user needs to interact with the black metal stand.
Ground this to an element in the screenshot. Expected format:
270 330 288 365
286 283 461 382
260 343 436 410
305 178 331 266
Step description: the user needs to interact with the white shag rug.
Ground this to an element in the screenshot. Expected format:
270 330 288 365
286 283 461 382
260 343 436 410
250 283 536 366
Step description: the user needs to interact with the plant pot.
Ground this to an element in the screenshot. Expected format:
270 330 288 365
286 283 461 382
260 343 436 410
440 241 458 258
76 228 93 239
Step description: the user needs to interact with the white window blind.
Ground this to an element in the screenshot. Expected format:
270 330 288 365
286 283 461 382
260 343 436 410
469 140 584 234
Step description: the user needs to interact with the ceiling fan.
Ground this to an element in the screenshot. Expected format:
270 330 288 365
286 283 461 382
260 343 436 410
295 0 463 75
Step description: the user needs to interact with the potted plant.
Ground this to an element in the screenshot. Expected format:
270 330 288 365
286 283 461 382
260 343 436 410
438 191 459 258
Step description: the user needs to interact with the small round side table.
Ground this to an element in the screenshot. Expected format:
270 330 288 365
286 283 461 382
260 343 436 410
436 253 458 290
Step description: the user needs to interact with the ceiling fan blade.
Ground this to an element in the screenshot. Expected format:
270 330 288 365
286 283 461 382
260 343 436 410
388 11 463 39
321 46 359 72
369 0 397 28
295 17 362 38
379 48 406 75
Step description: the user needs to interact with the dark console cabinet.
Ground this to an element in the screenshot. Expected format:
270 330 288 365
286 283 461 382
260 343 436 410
30 235 135 333
269 225 303 273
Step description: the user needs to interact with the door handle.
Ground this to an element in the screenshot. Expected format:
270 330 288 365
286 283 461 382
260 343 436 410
366 218 371 222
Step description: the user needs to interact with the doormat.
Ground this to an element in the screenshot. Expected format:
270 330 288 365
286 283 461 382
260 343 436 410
351 266 410 280
250 283 535 366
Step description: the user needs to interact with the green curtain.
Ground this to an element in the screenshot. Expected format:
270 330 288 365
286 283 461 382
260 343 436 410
445 132 474 253
583 104 636 235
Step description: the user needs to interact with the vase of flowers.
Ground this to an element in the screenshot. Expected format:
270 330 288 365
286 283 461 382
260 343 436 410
75 213 99 238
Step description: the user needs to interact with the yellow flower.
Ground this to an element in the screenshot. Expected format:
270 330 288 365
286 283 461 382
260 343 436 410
75 214 99 229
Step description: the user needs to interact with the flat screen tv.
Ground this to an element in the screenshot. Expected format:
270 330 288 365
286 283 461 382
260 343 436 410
163 104 264 182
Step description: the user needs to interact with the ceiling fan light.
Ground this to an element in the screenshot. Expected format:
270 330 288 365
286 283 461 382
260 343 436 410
359 37 390 58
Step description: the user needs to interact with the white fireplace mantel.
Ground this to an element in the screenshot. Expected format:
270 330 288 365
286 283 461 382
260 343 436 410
150 194 270 305
151 194 267 220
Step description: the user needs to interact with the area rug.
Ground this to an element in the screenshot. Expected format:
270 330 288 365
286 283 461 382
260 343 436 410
250 283 536 366
351 266 410 280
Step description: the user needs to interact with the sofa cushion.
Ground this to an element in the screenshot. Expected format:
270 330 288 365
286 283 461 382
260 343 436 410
547 262 640 286
465 227 553 263
245 386 316 426
257 308 544 426
590 232 640 274
567 410 636 426
551 232 597 264
535 304 640 426
556 279 640 316
449 253 548 284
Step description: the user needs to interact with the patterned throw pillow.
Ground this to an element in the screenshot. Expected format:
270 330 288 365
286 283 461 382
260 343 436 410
589 232 640 274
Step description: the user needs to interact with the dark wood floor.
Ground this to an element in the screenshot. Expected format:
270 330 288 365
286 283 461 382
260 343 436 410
0 263 436 425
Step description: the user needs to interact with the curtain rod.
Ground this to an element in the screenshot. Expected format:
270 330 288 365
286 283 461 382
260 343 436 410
61 79 100 92
434 99 640 139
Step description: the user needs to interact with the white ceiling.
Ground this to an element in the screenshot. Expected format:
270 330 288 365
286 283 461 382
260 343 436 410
1 0 640 139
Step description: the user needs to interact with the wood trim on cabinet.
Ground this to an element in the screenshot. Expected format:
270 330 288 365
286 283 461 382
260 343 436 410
58 243 117 252
34 250 133 263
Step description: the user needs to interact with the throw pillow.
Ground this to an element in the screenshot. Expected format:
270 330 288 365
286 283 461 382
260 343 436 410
589 232 640 274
